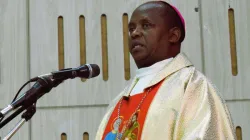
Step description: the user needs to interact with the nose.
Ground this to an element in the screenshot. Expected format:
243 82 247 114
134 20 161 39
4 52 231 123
130 27 142 39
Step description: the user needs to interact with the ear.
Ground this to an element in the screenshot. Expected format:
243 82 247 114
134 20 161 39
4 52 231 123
168 27 181 43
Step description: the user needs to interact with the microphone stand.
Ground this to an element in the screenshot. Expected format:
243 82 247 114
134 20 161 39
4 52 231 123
0 106 26 129
2 104 36 140
0 77 64 139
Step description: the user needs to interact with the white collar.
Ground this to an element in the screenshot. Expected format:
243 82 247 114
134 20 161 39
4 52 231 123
135 58 173 79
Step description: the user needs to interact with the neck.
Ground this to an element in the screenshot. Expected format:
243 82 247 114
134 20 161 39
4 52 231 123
137 56 173 68
136 47 180 68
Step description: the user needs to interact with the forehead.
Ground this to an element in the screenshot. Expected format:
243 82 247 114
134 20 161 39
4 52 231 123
129 3 166 23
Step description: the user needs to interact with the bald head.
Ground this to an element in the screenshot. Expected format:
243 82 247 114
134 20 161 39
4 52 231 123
136 1 185 43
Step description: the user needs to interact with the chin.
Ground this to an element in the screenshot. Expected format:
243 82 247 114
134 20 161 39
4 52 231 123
132 54 146 62
133 56 150 68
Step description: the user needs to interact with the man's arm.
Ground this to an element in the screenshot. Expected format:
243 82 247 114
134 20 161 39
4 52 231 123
172 70 236 140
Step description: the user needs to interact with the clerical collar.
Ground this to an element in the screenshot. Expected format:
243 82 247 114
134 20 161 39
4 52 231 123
135 58 173 79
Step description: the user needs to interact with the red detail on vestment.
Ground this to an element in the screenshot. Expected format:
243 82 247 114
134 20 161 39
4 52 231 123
102 80 163 140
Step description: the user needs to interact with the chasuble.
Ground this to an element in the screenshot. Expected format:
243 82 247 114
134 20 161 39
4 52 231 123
96 53 236 140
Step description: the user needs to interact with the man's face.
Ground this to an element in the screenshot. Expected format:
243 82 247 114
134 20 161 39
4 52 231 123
128 3 170 68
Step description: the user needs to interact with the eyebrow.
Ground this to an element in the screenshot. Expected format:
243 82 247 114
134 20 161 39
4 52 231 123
128 16 153 26
140 18 153 24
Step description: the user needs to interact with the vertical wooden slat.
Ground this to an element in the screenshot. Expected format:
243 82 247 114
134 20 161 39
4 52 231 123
83 132 89 140
58 16 65 70
61 133 67 140
236 126 242 140
101 14 108 81
79 15 87 82
123 13 130 80
228 8 238 76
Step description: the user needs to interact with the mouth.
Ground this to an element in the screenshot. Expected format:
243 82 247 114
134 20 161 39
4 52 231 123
131 41 145 51
133 45 144 50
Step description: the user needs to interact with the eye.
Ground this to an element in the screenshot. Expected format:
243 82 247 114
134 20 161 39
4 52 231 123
142 23 151 29
129 27 135 33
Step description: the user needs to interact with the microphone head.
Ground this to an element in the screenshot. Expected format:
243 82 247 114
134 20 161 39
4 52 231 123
89 64 100 78
77 64 100 79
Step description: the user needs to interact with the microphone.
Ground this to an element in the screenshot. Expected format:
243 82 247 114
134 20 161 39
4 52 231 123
0 64 100 118
35 64 100 80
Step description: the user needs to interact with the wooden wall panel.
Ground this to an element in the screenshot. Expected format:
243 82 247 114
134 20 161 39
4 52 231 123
30 106 107 140
0 0 248 139
201 0 250 100
0 0 29 107
170 0 203 72
226 101 250 140
29 0 131 107
28 0 203 139
29 0 202 107
0 0 29 140
0 0 249 139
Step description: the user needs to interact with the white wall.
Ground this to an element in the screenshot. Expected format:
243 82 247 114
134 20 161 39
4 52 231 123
0 0 29 140
0 0 249 139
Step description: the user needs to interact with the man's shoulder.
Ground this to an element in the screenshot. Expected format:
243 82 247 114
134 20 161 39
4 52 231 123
175 66 218 88
192 69 216 86
185 67 222 95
